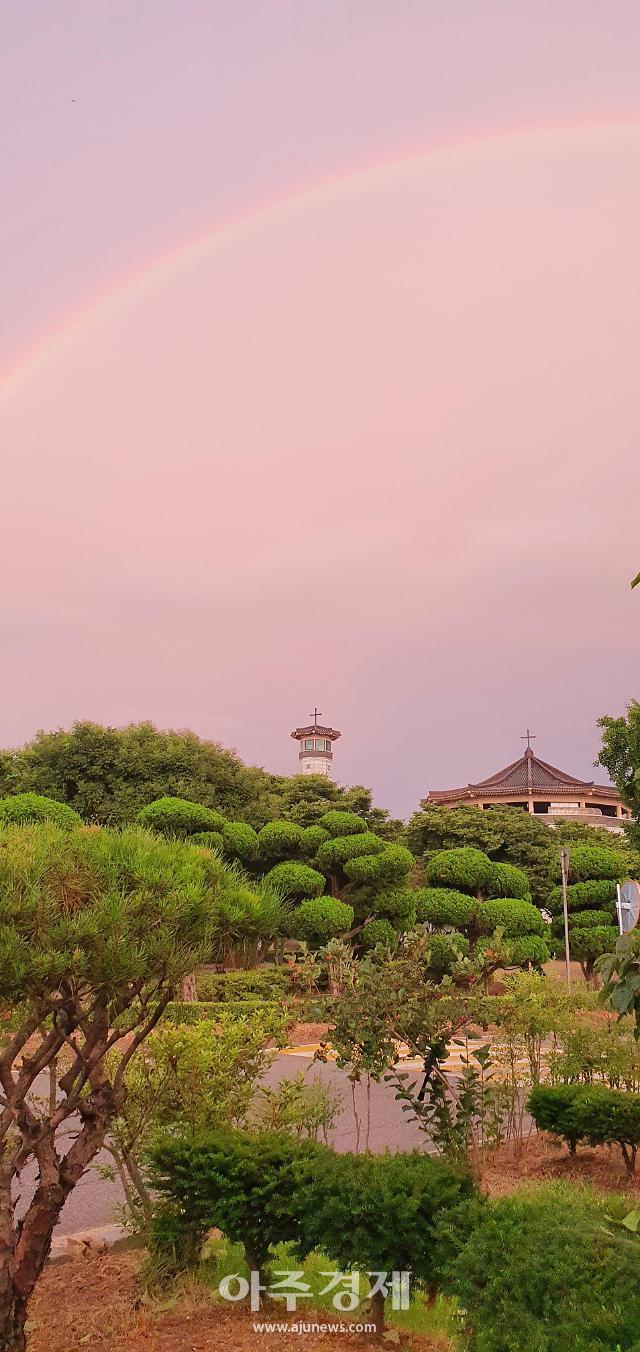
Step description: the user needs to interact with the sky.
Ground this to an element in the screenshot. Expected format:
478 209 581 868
1 2 640 818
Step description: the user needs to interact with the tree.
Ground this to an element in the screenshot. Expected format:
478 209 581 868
549 844 627 982
292 898 354 946
406 805 556 907
598 702 640 831
0 823 223 1351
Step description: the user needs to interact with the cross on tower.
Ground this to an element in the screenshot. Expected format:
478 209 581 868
521 728 536 751
310 708 322 727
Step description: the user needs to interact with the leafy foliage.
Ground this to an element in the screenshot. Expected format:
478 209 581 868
257 820 305 862
528 1083 640 1173
425 847 495 895
406 804 555 906
262 860 325 901
0 792 82 829
318 810 368 837
221 821 259 862
299 825 330 856
488 860 531 900
546 878 619 915
189 830 224 852
436 1183 640 1351
558 844 628 883
136 796 225 838
293 897 354 945
474 898 546 937
360 918 397 951
414 888 476 927
316 831 385 870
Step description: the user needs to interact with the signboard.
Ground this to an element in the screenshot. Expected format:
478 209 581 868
616 880 640 935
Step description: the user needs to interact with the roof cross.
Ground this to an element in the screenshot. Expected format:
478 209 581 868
310 707 322 728
521 728 536 751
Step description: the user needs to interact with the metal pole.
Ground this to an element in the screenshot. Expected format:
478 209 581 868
616 882 623 936
560 847 571 989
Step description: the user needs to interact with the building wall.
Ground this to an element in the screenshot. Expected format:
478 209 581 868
300 756 332 777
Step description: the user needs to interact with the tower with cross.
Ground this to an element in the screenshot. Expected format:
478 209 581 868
291 709 341 778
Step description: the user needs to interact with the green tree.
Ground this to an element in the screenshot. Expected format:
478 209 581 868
550 845 627 982
406 805 555 907
598 701 640 827
0 823 223 1351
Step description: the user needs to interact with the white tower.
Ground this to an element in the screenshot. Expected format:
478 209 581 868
291 709 341 778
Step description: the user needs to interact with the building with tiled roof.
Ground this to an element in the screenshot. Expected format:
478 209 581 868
291 709 341 778
424 732 630 829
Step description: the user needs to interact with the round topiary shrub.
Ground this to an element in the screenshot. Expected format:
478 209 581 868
488 861 531 900
189 830 224 853
318 810 367 837
257 820 305 862
343 853 383 884
136 797 225 838
316 832 385 870
377 844 414 883
424 931 470 976
425 848 495 896
547 879 619 915
414 888 476 928
299 825 330 857
551 908 615 936
374 887 417 928
561 845 628 884
0 793 82 830
293 898 354 946
360 918 397 951
475 898 545 937
221 821 259 862
263 861 325 901
503 934 551 968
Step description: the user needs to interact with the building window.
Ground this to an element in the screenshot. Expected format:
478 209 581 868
315 738 329 751
304 739 314 751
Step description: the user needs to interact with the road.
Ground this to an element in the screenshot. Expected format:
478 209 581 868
15 1052 430 1236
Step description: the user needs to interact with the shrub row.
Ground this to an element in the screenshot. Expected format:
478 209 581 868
528 1083 640 1175
195 969 292 1002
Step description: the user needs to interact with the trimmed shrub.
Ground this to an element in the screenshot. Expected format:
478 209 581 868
293 898 354 946
475 898 545 937
414 888 476 928
0 793 82 829
343 853 384 884
424 931 470 976
221 821 259 862
164 999 280 1024
136 797 224 838
568 926 620 980
560 845 628 884
528 1083 640 1173
435 1183 640 1351
299 825 330 857
503 934 551 968
373 887 417 927
257 821 305 862
316 832 385 870
377 844 414 883
547 878 619 915
425 848 495 895
489 861 531 900
189 830 224 853
360 918 397 951
262 861 325 901
195 969 291 1002
551 908 614 936
318 810 367 837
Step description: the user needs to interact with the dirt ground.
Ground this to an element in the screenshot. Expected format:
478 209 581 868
27 1252 450 1352
480 1131 640 1197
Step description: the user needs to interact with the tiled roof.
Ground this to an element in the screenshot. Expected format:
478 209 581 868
291 724 341 741
427 747 618 803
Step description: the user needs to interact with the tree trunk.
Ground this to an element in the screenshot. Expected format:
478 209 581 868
0 1287 28 1352
370 1288 386 1336
181 971 198 1002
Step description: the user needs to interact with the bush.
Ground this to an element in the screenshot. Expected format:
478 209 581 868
425 848 495 895
377 844 414 882
293 898 354 946
414 888 476 928
195 969 291 1002
547 878 619 915
435 1182 640 1351
318 810 367 837
424 931 470 976
316 832 385 870
299 825 330 857
560 845 628 884
190 830 224 853
136 796 224 838
373 887 417 928
0 792 82 829
569 926 620 978
262 861 325 901
550 908 614 936
360 918 397 951
503 934 551 968
164 999 282 1024
528 1083 640 1174
221 821 259 862
257 821 305 862
489 861 531 900
475 898 545 937
343 853 384 884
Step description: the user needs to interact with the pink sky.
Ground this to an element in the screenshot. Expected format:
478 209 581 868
2 4 640 816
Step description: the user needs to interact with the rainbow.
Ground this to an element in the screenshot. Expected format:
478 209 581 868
2 116 640 406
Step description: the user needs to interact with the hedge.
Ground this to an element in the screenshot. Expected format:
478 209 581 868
435 1183 640 1351
195 969 291 1002
164 999 281 1025
528 1083 640 1174
425 848 495 895
0 793 82 829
